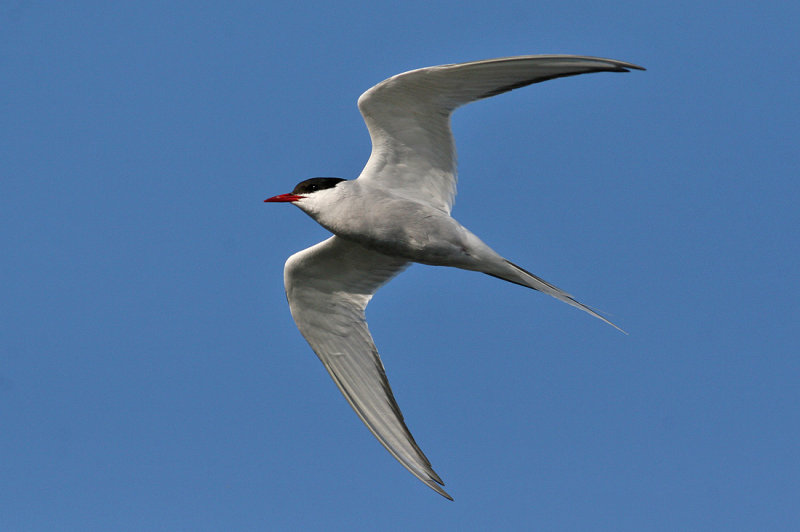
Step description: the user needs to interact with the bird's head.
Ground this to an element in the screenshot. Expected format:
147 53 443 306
264 177 347 214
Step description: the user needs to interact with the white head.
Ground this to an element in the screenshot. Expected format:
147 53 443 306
264 177 347 216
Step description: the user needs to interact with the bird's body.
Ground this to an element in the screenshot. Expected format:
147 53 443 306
266 55 643 500
300 179 491 268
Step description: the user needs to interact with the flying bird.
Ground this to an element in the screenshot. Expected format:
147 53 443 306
265 55 643 500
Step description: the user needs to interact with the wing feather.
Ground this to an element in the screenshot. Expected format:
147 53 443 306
356 55 644 213
284 236 452 499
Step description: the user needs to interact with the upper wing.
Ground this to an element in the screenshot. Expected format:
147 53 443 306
284 236 452 500
356 55 644 213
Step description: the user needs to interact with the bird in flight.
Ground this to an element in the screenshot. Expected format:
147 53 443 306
265 55 643 500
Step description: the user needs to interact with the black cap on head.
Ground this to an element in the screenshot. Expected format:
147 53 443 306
292 177 346 195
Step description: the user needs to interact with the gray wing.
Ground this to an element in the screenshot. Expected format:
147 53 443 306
284 236 452 500
356 55 644 213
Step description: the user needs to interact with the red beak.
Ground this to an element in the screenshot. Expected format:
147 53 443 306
264 193 303 203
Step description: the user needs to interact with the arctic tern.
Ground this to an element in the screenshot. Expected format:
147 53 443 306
265 55 643 500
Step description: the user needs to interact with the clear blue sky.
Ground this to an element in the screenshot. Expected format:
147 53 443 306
2 2 798 530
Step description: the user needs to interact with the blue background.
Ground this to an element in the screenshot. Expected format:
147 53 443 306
2 2 798 530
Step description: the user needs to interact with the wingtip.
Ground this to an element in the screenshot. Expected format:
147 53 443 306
417 467 453 500
619 61 646 72
418 467 454 500
431 483 454 501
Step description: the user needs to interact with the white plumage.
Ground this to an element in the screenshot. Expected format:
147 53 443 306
266 55 643 500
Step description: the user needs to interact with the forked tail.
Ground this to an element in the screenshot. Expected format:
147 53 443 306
493 259 627 334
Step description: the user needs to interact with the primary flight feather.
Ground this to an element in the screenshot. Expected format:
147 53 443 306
265 55 644 500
